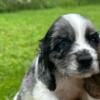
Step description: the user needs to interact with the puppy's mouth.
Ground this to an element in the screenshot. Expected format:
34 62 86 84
79 68 97 78
66 67 99 79
78 61 99 78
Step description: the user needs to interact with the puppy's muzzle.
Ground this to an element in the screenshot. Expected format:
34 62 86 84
76 50 93 71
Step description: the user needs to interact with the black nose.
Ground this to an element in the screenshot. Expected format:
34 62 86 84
76 51 92 69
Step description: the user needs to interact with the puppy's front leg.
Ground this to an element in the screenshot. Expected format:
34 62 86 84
33 81 58 100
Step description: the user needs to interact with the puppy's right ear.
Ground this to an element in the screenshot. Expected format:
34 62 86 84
37 54 56 91
38 55 56 91
84 74 100 98
37 24 57 91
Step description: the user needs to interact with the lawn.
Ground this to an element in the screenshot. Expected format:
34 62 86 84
0 5 100 100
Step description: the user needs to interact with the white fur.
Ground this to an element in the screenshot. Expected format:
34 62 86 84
14 92 19 100
63 14 94 35
32 81 58 100
35 55 40 79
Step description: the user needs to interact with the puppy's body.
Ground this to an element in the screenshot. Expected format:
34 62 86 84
14 59 85 100
14 59 97 100
14 14 100 100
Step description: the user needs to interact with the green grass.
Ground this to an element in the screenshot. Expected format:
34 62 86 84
0 5 100 100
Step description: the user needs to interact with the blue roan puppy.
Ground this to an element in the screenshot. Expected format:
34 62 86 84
14 14 100 100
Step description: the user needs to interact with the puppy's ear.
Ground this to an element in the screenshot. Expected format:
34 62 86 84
84 74 100 98
37 25 56 91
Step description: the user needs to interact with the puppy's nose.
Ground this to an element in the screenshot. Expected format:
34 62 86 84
76 51 92 69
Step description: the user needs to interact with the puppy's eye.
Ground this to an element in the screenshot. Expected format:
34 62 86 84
58 41 67 49
88 32 99 47
91 38 97 43
55 39 72 52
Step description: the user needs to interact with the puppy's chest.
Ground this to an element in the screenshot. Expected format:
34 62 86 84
54 76 86 100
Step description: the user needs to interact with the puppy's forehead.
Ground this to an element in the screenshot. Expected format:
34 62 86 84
52 16 75 39
62 14 95 36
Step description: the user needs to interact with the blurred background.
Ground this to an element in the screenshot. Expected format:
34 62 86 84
0 0 100 12
0 0 100 100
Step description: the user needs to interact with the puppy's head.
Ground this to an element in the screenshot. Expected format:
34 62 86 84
38 14 100 90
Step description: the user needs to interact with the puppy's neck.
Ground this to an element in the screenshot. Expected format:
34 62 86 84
54 72 86 100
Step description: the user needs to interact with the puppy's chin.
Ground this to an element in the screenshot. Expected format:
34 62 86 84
76 72 96 79
66 73 93 79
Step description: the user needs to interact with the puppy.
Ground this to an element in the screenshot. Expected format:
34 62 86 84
14 14 100 100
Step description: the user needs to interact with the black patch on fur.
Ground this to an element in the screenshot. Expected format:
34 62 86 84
38 54 56 91
50 17 75 59
50 37 74 59
86 29 99 49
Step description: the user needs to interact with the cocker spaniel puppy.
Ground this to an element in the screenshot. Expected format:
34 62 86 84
14 14 100 100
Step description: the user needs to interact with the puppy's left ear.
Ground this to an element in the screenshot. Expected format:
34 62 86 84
84 74 100 98
37 22 58 91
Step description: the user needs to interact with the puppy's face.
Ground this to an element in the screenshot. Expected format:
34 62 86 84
44 14 99 78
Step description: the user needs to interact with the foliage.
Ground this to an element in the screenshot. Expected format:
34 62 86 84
0 0 100 12
0 5 100 100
